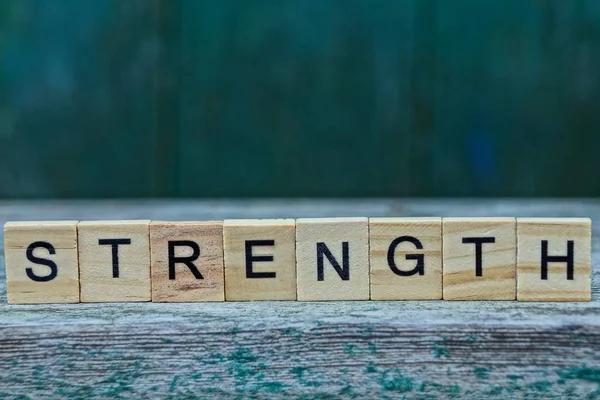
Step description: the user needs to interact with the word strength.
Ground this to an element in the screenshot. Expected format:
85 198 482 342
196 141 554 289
3 217 592 304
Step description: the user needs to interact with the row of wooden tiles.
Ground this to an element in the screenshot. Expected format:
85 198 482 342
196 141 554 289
3 217 592 304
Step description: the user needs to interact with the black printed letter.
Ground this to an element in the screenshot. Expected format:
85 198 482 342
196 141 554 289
25 241 58 282
541 240 574 280
387 236 424 276
245 240 276 278
168 240 203 280
462 237 495 276
317 242 350 281
99 238 131 278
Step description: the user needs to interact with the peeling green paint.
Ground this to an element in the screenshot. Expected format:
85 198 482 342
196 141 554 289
526 380 553 393
3 337 599 398
160 338 174 344
191 372 202 380
344 344 356 355
229 348 258 363
339 385 358 396
259 381 286 393
282 327 300 335
365 365 378 373
563 386 577 397
504 382 522 394
97 366 142 398
419 381 461 397
297 393 337 400
194 352 225 365
588 389 600 399
32 371 46 390
168 375 179 392
290 366 309 379
359 325 375 334
557 366 600 384
367 341 378 353
378 369 414 392
432 340 450 358
473 367 490 380
282 327 302 342
228 363 262 380
289 366 322 387
487 386 503 395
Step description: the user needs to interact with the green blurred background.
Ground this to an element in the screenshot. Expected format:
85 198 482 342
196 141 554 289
0 0 599 198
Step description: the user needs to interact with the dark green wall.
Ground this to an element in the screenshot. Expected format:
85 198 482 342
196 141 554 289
1 0 599 198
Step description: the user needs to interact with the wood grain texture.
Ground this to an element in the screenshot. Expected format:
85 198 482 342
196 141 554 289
0 200 599 398
150 221 224 302
78 220 151 302
369 217 442 300
223 219 296 301
4 221 79 304
517 218 591 302
296 218 369 301
443 217 516 300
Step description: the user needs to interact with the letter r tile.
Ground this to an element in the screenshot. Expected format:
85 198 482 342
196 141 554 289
150 221 224 302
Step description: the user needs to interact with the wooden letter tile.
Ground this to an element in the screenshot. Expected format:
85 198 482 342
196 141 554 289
443 217 516 300
4 221 79 304
296 218 369 301
517 218 591 301
150 221 224 302
369 217 442 300
223 219 296 301
78 220 151 302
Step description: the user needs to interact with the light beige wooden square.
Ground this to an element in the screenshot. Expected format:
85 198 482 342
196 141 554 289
443 217 516 300
78 220 151 302
223 219 296 301
296 218 369 301
517 218 591 302
369 217 442 300
4 221 79 304
151 221 224 302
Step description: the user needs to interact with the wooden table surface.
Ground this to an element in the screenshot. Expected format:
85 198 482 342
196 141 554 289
0 200 598 399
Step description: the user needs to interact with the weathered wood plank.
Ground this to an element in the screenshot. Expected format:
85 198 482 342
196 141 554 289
0 200 599 398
